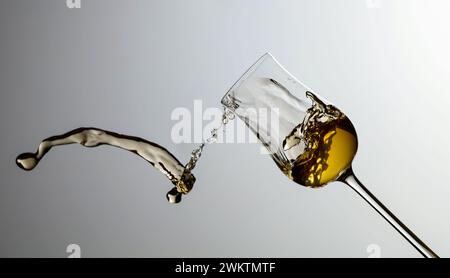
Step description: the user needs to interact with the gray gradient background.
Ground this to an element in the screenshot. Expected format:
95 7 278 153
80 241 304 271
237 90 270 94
0 0 449 258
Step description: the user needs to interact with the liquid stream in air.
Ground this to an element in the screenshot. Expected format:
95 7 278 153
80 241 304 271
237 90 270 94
16 109 234 204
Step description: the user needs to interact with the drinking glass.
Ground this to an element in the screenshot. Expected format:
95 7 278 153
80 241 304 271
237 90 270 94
221 53 438 258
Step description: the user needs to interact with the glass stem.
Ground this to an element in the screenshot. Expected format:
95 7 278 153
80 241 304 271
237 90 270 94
338 167 438 258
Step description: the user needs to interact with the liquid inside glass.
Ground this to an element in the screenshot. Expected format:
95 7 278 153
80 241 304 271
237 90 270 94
280 91 357 187
221 53 358 188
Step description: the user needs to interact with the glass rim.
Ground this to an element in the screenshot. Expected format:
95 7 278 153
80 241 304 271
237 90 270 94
221 52 313 109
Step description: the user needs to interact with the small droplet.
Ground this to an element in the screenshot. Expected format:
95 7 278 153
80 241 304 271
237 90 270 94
16 153 38 171
166 187 182 204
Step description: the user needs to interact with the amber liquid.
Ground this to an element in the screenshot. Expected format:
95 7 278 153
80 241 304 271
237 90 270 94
281 92 358 188
15 127 195 203
15 111 232 204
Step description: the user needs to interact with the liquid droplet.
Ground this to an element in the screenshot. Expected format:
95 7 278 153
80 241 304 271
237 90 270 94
16 152 38 170
166 187 182 204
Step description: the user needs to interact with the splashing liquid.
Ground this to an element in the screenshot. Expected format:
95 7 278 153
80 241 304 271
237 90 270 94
16 127 195 203
281 92 358 188
16 110 233 203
